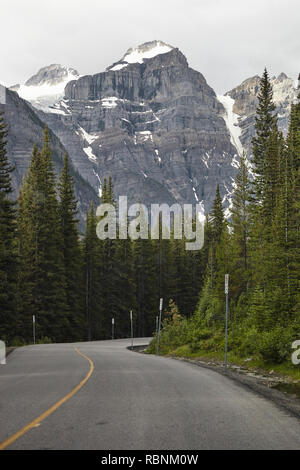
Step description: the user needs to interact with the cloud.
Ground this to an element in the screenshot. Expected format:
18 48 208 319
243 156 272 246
2 0 300 93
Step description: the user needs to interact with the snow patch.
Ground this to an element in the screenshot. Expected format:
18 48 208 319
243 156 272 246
78 126 98 145
93 170 102 197
110 63 127 71
192 187 199 202
83 146 97 162
197 201 206 224
101 97 119 108
222 182 236 219
155 149 161 163
109 41 173 71
46 107 68 116
217 95 243 157
135 131 153 143
202 153 210 169
245 155 255 178
231 154 240 169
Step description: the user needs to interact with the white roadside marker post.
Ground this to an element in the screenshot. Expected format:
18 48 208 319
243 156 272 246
225 274 229 371
112 318 115 340
0 340 6 365
156 298 163 356
130 310 133 351
33 315 36 345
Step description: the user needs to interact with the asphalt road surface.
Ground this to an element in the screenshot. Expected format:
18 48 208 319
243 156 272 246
0 339 299 450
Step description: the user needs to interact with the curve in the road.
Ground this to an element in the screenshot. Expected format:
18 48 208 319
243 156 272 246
0 347 94 450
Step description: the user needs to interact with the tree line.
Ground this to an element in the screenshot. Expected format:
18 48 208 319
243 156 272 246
149 69 300 364
0 125 204 344
1 68 299 362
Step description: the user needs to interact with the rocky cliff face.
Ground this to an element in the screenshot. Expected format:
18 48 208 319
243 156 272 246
24 41 239 218
0 85 98 231
9 42 295 222
224 73 297 157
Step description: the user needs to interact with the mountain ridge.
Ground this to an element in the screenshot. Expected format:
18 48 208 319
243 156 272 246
2 42 298 223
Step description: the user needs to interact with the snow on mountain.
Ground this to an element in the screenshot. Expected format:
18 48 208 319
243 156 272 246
11 43 276 219
13 64 80 112
108 40 174 71
0 84 6 104
225 72 299 158
272 73 297 109
217 94 243 157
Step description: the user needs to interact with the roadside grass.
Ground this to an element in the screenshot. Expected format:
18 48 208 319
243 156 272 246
147 341 300 382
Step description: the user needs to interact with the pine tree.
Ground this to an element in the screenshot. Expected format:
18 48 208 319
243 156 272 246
83 202 101 340
275 82 300 320
17 146 42 338
58 154 84 340
211 184 225 242
194 188 227 326
207 185 225 290
248 70 279 304
262 124 285 229
18 129 68 342
133 235 157 336
97 177 120 338
252 68 277 203
286 78 300 172
171 224 201 318
0 113 18 343
152 213 175 315
113 233 136 337
230 154 251 294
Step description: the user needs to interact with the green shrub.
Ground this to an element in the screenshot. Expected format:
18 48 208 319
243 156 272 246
258 328 294 364
187 327 213 352
235 327 260 357
10 337 27 347
172 345 191 356
37 336 52 344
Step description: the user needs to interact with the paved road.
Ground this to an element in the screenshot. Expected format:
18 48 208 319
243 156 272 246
0 339 299 450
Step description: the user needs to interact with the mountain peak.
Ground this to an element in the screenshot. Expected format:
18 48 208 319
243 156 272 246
15 64 80 112
25 64 79 87
107 40 175 71
276 72 288 82
122 40 174 61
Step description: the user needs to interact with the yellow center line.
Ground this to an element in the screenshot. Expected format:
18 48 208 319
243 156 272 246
0 346 94 450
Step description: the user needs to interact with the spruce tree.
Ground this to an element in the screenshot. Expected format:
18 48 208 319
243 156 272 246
130 204 157 336
252 68 277 203
230 154 251 293
211 184 225 242
18 129 68 342
133 235 157 336
0 113 18 343
58 154 84 340
97 177 119 338
113 233 136 337
286 78 300 172
83 202 101 340
207 185 225 290
275 82 300 320
248 70 279 305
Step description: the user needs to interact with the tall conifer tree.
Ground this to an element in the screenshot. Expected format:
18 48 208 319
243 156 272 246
18 129 68 342
252 68 277 203
0 113 18 342
58 154 84 340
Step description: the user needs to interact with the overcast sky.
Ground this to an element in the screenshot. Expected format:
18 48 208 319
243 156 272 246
1 0 299 93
